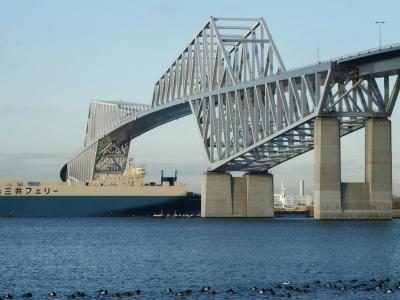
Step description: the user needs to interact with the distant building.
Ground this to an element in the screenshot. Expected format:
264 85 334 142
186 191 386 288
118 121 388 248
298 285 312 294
299 180 304 196
274 180 314 209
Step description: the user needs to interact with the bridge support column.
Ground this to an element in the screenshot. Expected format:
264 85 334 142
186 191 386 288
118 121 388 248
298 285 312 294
201 172 274 218
365 118 392 217
314 117 392 219
314 118 342 219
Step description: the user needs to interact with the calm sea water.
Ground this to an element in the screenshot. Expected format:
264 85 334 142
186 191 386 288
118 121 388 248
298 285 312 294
1 217 400 299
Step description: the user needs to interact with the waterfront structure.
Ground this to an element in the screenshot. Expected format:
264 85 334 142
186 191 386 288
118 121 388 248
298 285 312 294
274 181 314 209
61 17 400 219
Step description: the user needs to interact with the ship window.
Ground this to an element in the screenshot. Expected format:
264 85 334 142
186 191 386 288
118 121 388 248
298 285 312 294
28 181 41 186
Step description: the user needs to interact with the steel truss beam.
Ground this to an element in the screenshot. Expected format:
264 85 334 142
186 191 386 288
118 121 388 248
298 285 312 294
94 139 130 177
152 17 285 107
191 65 399 171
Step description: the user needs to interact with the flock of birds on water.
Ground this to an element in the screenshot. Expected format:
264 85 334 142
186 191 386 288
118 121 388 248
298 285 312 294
1 278 400 299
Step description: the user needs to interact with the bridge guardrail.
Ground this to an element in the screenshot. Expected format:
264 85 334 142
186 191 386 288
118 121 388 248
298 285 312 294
287 43 400 72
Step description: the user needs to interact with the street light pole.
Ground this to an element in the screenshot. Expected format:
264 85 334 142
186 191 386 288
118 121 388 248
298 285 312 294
375 21 385 49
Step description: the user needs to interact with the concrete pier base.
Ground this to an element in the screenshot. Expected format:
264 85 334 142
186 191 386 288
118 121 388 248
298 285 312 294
314 117 392 219
201 172 274 218
201 172 232 217
246 173 274 217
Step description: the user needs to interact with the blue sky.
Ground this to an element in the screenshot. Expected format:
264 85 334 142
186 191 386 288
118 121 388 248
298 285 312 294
1 0 399 194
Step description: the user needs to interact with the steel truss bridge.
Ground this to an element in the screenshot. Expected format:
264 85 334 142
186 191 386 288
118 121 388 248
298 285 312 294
60 17 400 182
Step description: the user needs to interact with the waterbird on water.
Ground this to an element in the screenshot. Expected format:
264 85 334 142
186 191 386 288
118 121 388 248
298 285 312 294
270 289 276 295
22 292 32 298
68 291 85 299
111 290 141 297
5 276 400 299
285 285 294 290
132 289 141 296
176 289 192 296
97 289 108 296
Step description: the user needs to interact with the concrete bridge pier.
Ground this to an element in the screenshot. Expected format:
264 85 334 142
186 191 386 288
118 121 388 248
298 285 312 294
201 172 274 218
314 117 392 219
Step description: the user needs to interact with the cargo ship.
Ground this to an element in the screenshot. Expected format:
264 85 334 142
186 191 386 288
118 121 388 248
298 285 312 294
0 160 200 217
